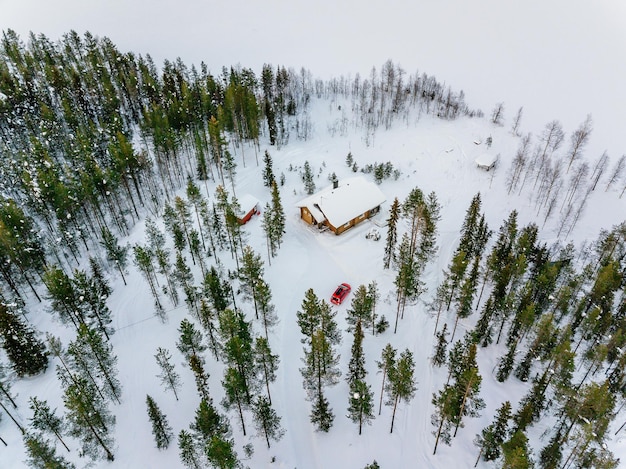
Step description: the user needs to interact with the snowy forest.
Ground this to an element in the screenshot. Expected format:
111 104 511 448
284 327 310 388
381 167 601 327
0 29 626 468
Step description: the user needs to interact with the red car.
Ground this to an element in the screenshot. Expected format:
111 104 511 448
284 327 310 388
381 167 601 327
330 283 351 305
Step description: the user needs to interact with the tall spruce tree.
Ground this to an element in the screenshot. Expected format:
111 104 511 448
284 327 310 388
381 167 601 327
29 397 70 452
177 319 207 362
254 337 279 404
99 226 129 285
178 429 203 469
0 304 48 377
146 394 173 450
383 197 400 269
473 400 511 466
348 379 375 435
302 161 316 194
385 349 417 433
155 347 182 401
251 395 284 448
62 376 115 461
23 433 76 469
67 324 122 405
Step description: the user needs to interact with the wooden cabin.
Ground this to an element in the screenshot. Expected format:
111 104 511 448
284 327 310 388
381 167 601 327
296 177 386 235
475 153 498 171
237 194 260 224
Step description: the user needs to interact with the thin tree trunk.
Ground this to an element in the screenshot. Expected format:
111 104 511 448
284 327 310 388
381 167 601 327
474 446 484 467
433 414 446 455
0 383 18 408
390 395 399 433
0 400 24 434
87 420 114 461
378 369 387 415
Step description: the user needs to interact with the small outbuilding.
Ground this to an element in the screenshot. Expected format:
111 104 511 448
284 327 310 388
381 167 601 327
296 176 386 235
475 153 498 171
237 194 260 224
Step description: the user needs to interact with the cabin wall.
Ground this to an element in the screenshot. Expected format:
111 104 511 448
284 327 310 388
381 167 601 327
300 207 315 225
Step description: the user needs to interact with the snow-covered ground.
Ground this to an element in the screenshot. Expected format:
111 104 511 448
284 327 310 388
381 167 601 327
2 93 625 468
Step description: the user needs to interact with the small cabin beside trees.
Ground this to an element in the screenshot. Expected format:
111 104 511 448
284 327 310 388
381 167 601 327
237 194 261 224
296 177 386 235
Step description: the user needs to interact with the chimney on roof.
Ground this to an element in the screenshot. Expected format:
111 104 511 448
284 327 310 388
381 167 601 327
333 179 339 189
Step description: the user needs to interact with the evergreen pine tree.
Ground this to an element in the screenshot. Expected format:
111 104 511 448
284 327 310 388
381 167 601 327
262 150 275 187
62 376 115 461
348 379 375 435
191 398 231 443
67 324 122 405
254 337 279 404
302 161 315 194
205 434 241 469
155 347 182 401
270 181 286 248
432 323 449 367
385 349 417 433
99 226 129 285
383 197 400 269
310 390 334 433
177 318 207 362
146 394 173 450
501 430 533 469
251 395 284 448
178 429 203 469
473 400 511 466
347 320 366 385
0 304 48 377
23 433 76 469
29 397 70 452
0 362 17 409
189 353 211 402
376 344 396 415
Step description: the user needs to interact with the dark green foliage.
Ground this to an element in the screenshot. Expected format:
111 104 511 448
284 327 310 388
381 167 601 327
302 161 315 194
203 266 230 315
251 395 284 448
385 349 417 433
205 434 241 469
177 318 207 362
189 354 211 402
62 376 115 461
347 320 366 385
310 391 334 432
100 226 129 284
383 198 399 270
376 344 396 416
432 323 449 367
262 150 275 187
29 397 70 452
348 379 375 435
146 394 173 450
474 401 511 464
68 323 122 404
178 429 203 469
375 315 389 334
254 337 279 404
364 462 380 469
0 304 48 377
23 433 76 469
192 399 231 443
0 199 45 298
501 430 533 469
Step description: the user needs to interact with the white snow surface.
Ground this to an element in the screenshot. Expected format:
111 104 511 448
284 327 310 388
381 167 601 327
2 97 626 469
296 176 386 228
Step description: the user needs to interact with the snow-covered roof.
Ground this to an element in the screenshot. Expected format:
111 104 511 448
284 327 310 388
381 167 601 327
475 153 497 169
296 176 386 227
237 193 260 214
